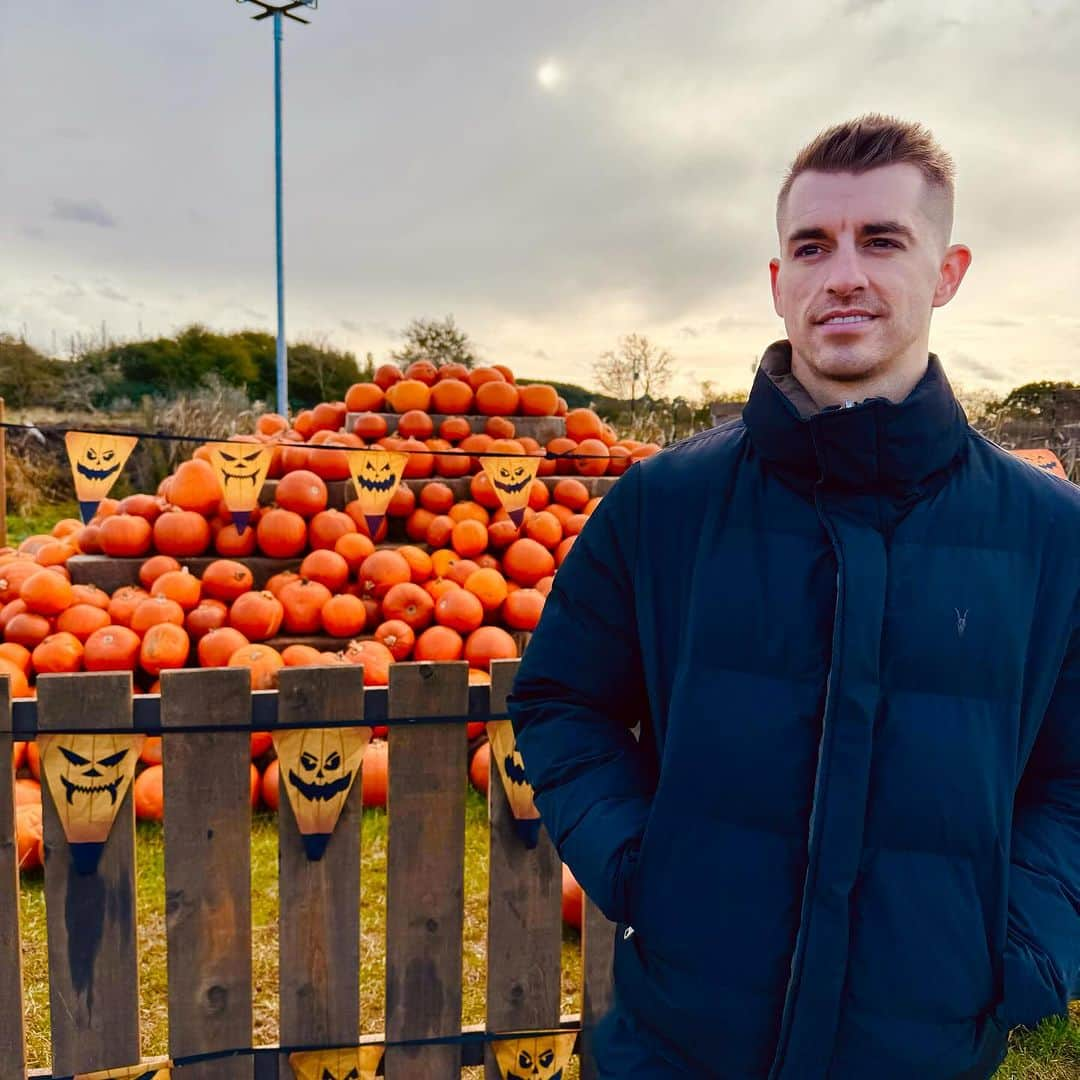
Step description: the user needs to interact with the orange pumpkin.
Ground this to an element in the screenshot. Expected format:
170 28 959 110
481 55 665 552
151 568 202 611
99 514 153 558
153 510 211 557
20 570 73 617
468 740 490 795
138 554 182 590
228 643 285 690
169 459 222 515
256 508 307 559
83 625 142 672
229 591 284 642
341 639 394 686
278 579 332 635
361 739 388 807
133 765 165 821
201 560 255 603
260 758 280 812
140 622 191 676
197 626 250 668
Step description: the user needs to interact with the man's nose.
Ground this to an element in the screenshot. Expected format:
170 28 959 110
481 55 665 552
823 240 869 295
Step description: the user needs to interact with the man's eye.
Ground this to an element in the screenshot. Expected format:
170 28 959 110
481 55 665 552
794 245 820 257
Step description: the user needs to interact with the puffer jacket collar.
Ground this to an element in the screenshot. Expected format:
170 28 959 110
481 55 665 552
742 339 970 498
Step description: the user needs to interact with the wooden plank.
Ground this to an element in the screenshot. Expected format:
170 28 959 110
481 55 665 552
484 659 562 1080
276 665 365 1064
384 661 469 1079
37 672 140 1075
68 555 303 592
579 897 616 1080
161 667 254 1080
0 676 25 1079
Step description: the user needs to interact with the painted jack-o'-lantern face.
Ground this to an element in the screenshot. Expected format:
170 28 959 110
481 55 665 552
481 455 541 526
487 719 542 847
57 744 130 805
211 445 269 491
207 442 273 532
65 431 139 523
493 1033 575 1080
492 461 532 495
346 449 409 535
274 727 372 861
39 733 144 874
75 1059 172 1080
290 746 352 802
355 457 398 493
288 1046 383 1080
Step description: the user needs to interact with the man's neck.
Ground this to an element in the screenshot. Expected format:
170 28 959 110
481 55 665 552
790 347 931 410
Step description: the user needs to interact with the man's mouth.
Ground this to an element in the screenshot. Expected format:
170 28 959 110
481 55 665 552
818 314 877 327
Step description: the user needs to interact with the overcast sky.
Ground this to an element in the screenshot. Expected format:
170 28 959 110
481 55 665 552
2 0 1077 399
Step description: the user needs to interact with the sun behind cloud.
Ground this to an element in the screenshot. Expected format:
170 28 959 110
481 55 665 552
536 60 564 91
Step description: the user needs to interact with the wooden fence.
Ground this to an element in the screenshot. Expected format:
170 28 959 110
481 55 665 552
0 660 616 1079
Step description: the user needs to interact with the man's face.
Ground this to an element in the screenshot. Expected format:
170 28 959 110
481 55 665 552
770 162 968 391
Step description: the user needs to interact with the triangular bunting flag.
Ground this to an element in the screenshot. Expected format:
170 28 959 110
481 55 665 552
487 720 542 848
288 1045 384 1080
492 1032 577 1080
273 727 371 861
206 441 274 534
74 1054 171 1078
1010 448 1067 479
481 455 541 526
39 734 143 875
65 432 139 523
347 449 409 537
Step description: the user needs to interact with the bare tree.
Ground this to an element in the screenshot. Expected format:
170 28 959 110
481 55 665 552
391 315 480 370
593 334 675 421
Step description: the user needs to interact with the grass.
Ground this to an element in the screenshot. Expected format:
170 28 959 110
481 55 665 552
5 501 80 547
17 789 585 1079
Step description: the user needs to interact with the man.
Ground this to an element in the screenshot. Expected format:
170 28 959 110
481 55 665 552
507 113 1080 1078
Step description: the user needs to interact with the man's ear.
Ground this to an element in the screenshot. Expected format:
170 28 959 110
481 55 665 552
931 244 972 310
769 257 783 317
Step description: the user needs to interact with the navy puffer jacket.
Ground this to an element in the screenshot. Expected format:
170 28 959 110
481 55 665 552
508 341 1080 1079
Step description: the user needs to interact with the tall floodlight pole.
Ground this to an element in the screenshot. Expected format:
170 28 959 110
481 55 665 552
235 0 317 417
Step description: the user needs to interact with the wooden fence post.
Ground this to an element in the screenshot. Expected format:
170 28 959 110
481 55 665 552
37 671 141 1075
0 675 25 1078
484 659 562 1080
384 661 469 1080
161 667 254 1080
276 665 366 1079
580 898 616 1080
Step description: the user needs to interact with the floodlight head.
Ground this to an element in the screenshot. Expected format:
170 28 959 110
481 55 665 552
236 0 316 23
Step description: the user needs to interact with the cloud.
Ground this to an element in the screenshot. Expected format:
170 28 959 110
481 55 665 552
948 351 1012 384
50 197 118 228
1 0 1076 391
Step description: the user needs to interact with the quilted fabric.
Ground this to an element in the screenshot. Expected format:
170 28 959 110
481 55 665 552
508 340 1080 1079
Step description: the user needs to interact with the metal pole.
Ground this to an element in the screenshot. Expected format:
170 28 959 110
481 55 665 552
274 9 287 417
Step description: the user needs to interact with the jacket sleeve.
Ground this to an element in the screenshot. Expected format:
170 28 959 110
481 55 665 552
506 463 654 924
1003 604 1080 1029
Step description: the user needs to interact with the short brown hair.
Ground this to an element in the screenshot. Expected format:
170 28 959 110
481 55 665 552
776 112 956 248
